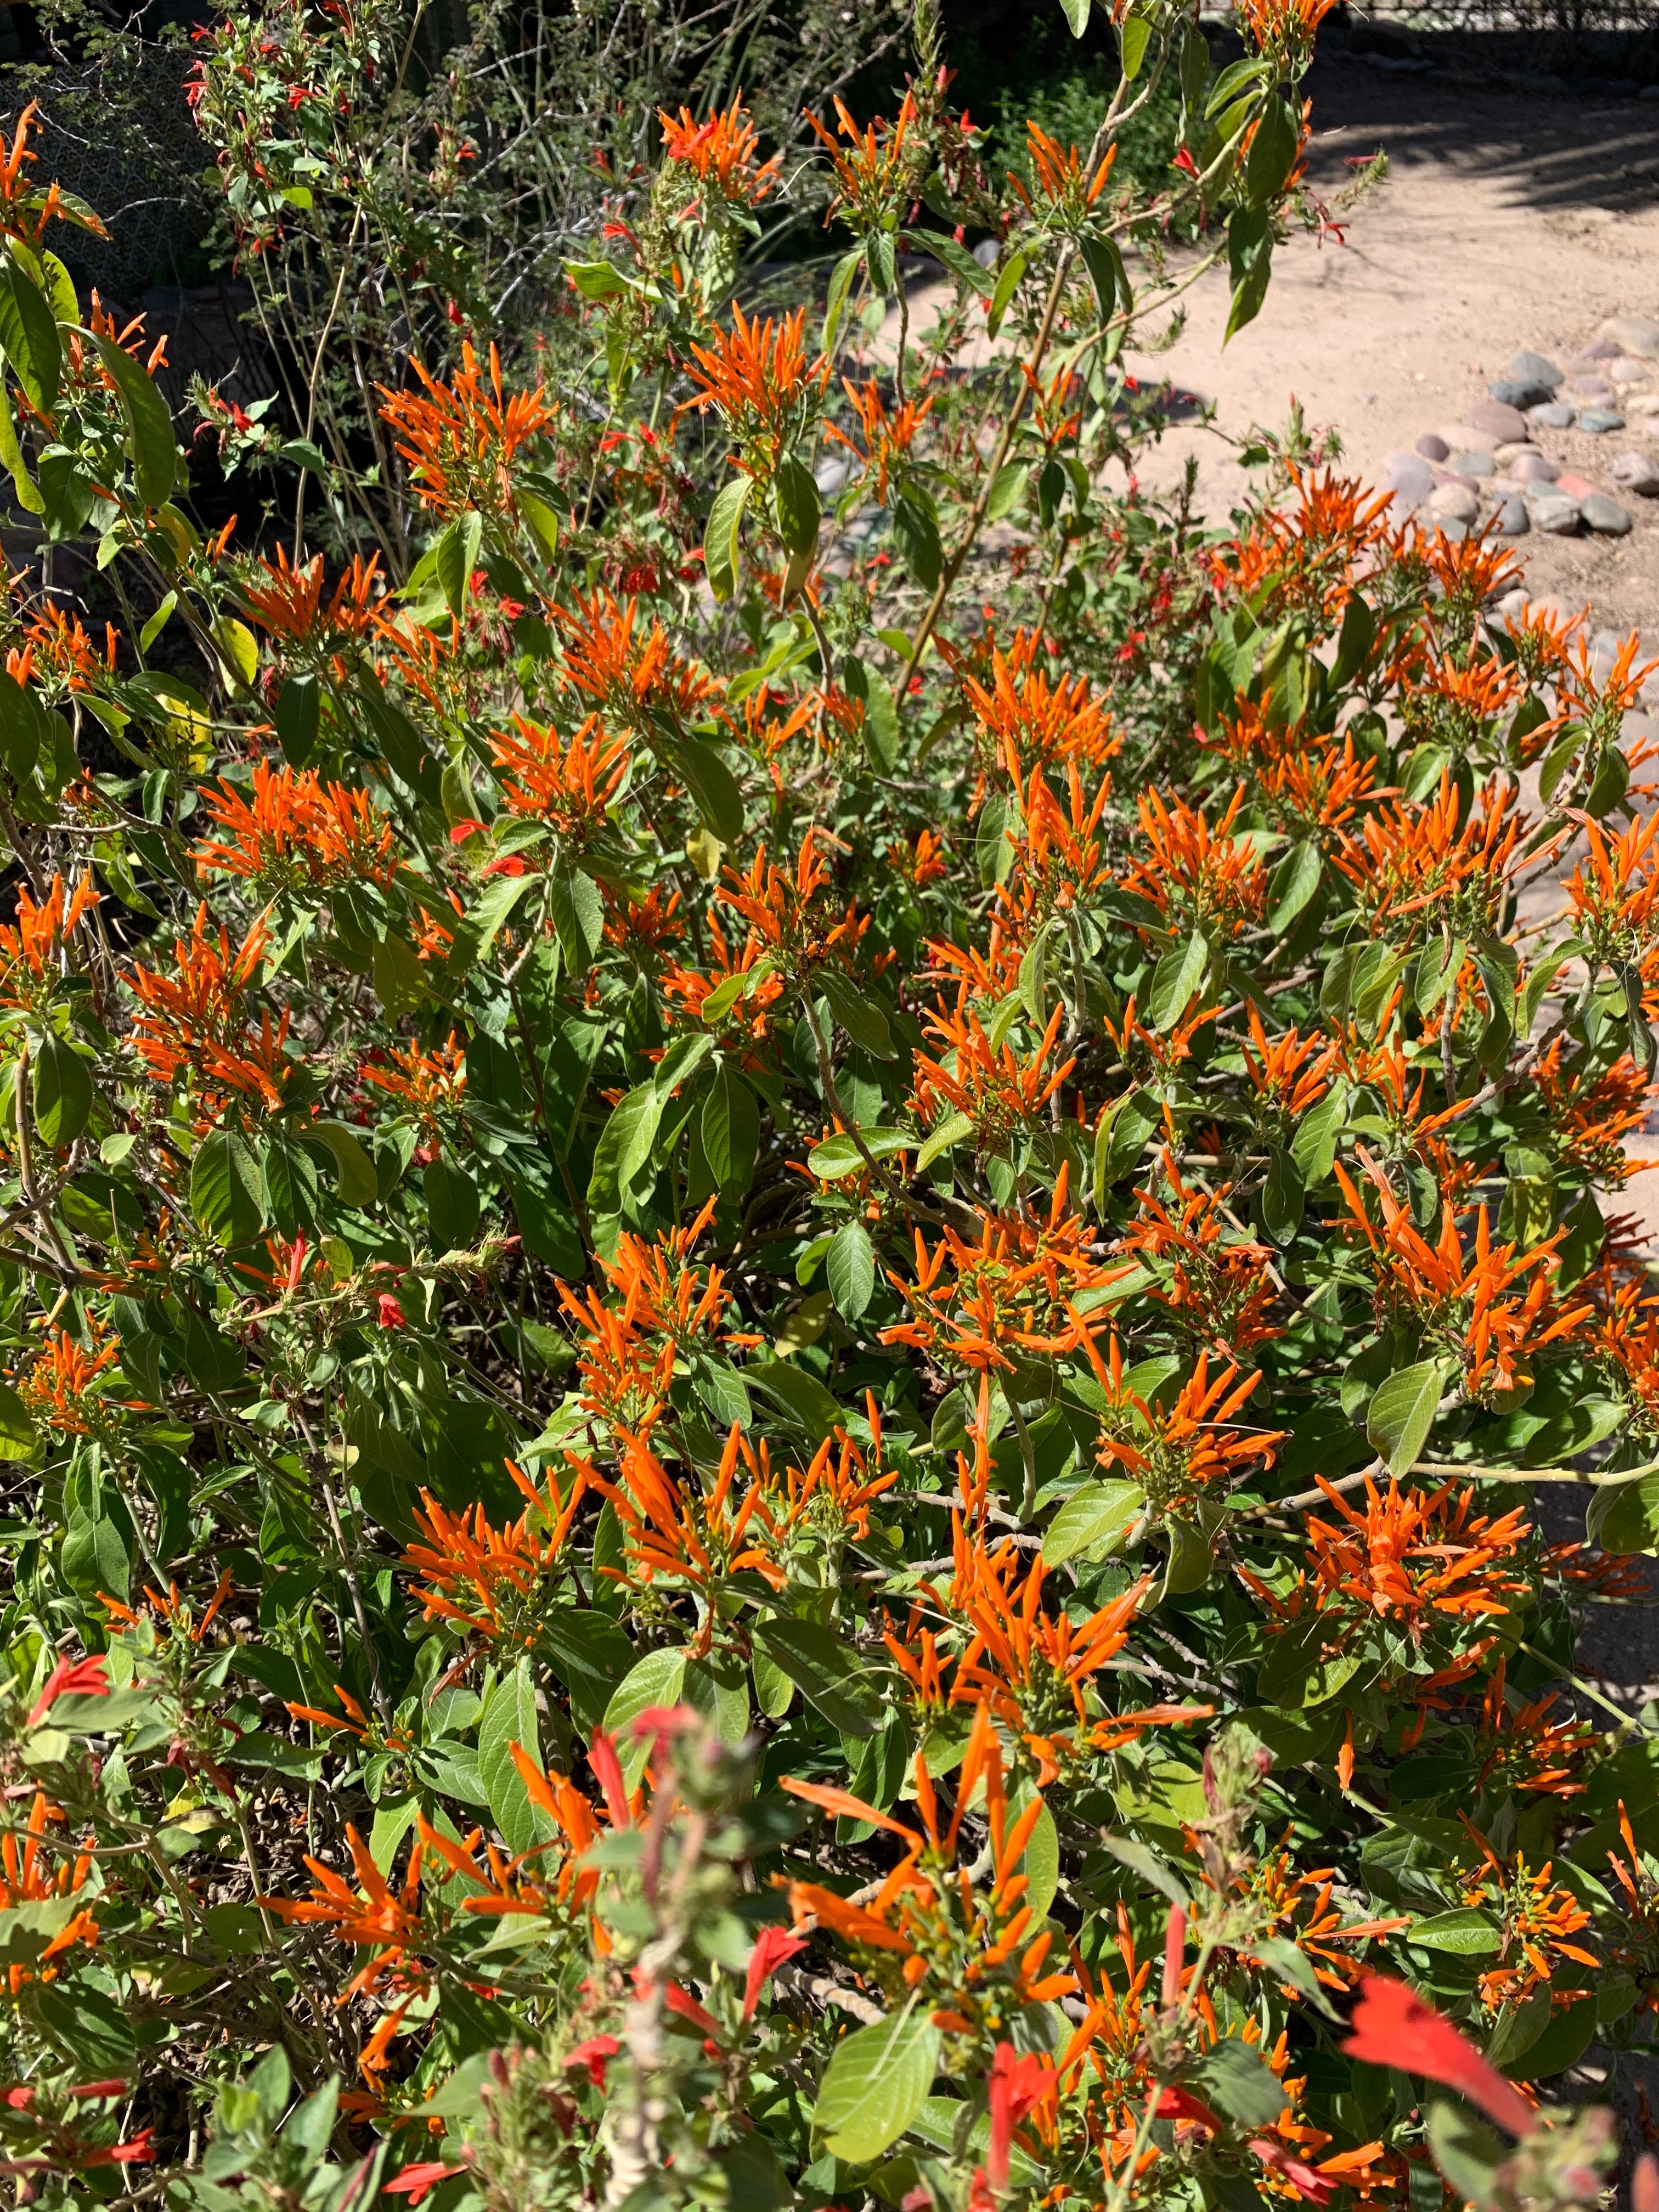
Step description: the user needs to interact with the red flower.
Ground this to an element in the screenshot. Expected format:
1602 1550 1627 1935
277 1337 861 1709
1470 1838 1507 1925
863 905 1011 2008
1341 1973 1535 2137
376 1295 407 1330
384 2162 466 2202
1249 2138 1335 2204
565 2034 620 2087
29 1652 108 1728
985 2044 1055 2194
743 1926 808 2021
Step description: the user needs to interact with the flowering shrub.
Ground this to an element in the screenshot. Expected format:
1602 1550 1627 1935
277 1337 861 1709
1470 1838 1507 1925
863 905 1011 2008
0 5 1654 2208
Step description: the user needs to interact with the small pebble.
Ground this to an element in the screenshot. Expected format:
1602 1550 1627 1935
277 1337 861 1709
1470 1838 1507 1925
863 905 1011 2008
1608 356 1653 387
1600 314 1659 360
1489 377 1554 409
1385 455 1434 511
1511 451 1559 484
1530 401 1576 428
1527 489 1582 533
1511 348 1563 388
1437 518 1471 541
1439 422 1502 453
1582 492 1634 534
1493 441 1536 466
1415 432 1450 461
1609 450 1659 495
1629 392 1659 416
1568 376 1613 399
1580 408 1626 433
1470 397 1529 441
1431 483 1480 524
1489 492 1530 536
1452 449 1496 477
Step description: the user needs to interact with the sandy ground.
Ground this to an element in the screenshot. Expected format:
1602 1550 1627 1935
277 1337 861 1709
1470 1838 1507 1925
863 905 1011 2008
1118 47 1659 638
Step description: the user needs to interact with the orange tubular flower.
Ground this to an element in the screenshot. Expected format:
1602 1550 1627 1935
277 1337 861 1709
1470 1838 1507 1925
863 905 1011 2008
785 1705 1077 2040
1079 1333 1283 1517
656 94 780 210
662 912 785 1045
1263 1475 1532 1644
1115 1157 1283 1359
263 1825 426 2002
557 1198 751 1430
0 1792 98 1993
1534 1041 1655 1186
194 761 397 893
0 873 98 1010
1458 1830 1598 2018
1225 469 1391 623
0 102 106 250
1474 1660 1594 1799
414 1746 608 1929
490 713 627 841
825 376 934 504
573 1419 782 1635
1243 1849 1410 1991
885 1167 1131 1378
776 1400 901 1547
403 1462 588 1646
1567 811 1659 1014
911 1000 1076 1157
552 589 716 732
1334 772 1522 945
716 828 865 981
958 634 1118 793
804 94 916 236
127 904 291 1113
360 1032 468 1139
1239 1006 1338 1129
1121 786 1266 942
239 548 383 656
15 1326 132 1437
377 340 555 521
1011 122 1116 226
1335 1147 1587 1398
676 304 829 477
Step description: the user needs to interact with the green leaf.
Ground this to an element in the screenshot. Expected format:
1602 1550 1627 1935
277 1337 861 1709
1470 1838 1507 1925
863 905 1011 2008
548 865 605 977
518 489 561 565
191 1127 264 1247
0 1379 37 1462
1268 838 1321 934
32 1031 92 1148
0 377 40 512
1409 1909 1502 1954
0 258 59 411
1148 930 1207 1031
774 455 821 558
927 234 995 301
820 969 896 1059
448 870 537 977
540 1607 636 1732
425 1156 481 1252
477 1659 552 1856
1120 15 1151 78
1290 1090 1344 1186
753 1614 882 1737
988 247 1028 338
1587 1472 1659 1556
745 1361 846 1443
1044 1480 1143 1566
986 461 1030 522
916 1109 973 1174
807 1127 910 1180
1200 2038 1285 2128
1246 96 1299 203
826 1220 876 1319
436 510 484 618
812 2011 941 2163
670 736 746 846
87 329 176 507
589 1084 663 1211
275 672 320 766
61 1510 129 1603
823 247 863 350
1098 1833 1189 1906
1058 0 1090 32
891 492 943 591
605 1648 689 1791
1262 1145 1304 1244
1367 1358 1445 1477
1426 2101 1506 2210
1096 1089 1160 1198
706 474 751 603
307 1120 379 1209
702 1062 760 1192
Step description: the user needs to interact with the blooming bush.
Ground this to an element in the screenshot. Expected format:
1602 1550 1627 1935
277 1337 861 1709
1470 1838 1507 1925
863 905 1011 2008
0 1 1656 2206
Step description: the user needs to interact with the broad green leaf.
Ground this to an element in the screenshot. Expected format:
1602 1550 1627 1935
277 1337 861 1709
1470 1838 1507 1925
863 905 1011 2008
1367 1358 1446 1477
275 672 320 766
0 259 59 410
820 969 896 1059
1268 838 1321 934
548 865 604 976
916 1109 973 1175
988 247 1028 338
436 510 484 618
589 1084 663 1211
1409 1909 1502 1955
1059 0 1090 32
702 1062 760 1191
87 329 176 507
32 1031 92 1148
754 1614 881 1737
477 1659 552 1855
0 1379 37 1462
1148 930 1207 1032
1426 2101 1507 2209
986 461 1030 522
448 871 537 977
826 1219 876 1319
807 1127 910 1180
306 1121 379 1209
1200 2039 1284 2128
518 490 561 565
191 1127 264 1247
705 473 751 602
812 2010 940 2163
1044 1481 1143 1566
1246 96 1299 203
605 1647 689 1791
745 1361 846 1443
823 247 863 349
773 455 821 558
425 1156 481 1251
1120 15 1151 78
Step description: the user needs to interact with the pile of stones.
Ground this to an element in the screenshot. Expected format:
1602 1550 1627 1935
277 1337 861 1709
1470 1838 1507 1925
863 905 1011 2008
1383 317 1659 540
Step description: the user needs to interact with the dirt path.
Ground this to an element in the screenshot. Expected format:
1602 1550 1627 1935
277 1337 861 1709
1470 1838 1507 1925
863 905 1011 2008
1121 46 1659 636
